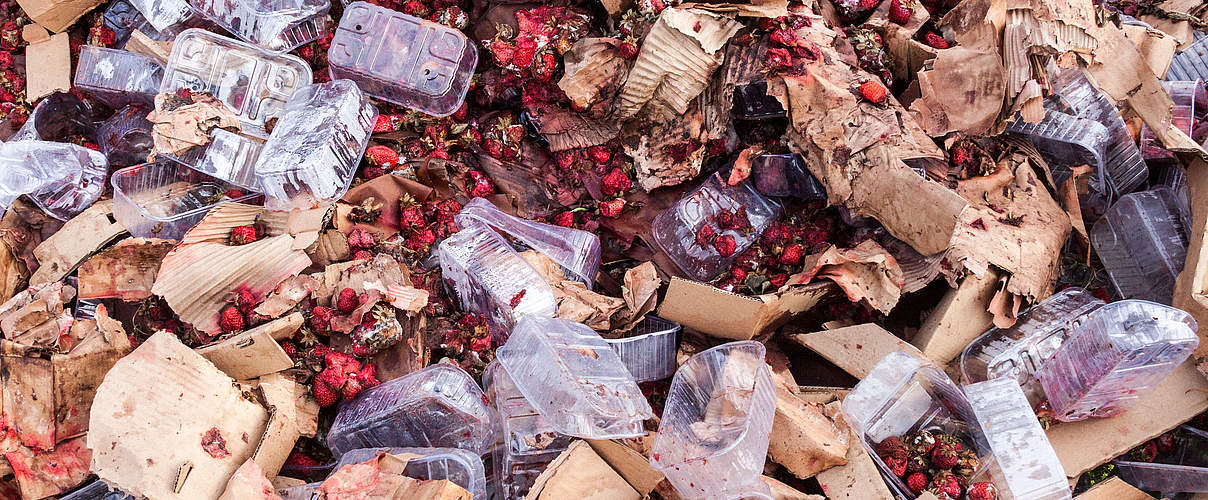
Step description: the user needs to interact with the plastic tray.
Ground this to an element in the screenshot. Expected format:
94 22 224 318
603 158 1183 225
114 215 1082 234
331 447 487 498
129 0 194 31
74 46 164 109
485 362 572 500
328 2 476 116
187 0 329 52
1090 188 1189 304
1168 34 1208 82
964 377 1072 499
161 29 313 137
96 105 155 168
110 161 259 239
164 128 264 191
1115 426 1208 493
604 315 681 382
748 153 827 199
0 140 109 221
455 197 601 286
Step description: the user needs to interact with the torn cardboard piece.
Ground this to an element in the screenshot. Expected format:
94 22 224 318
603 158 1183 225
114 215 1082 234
762 475 823 500
5 435 91 499
1172 158 1208 371
125 30 174 64
0 280 72 349
22 25 70 103
586 438 664 497
768 386 849 479
624 106 710 191
908 45 1006 136
524 440 640 500
319 451 471 499
251 372 314 478
76 238 174 300
559 37 629 112
911 270 997 365
197 313 303 381
785 240 905 314
147 92 243 155
1072 477 1151 500
657 277 833 340
29 200 126 286
88 331 270 500
14 0 103 32
790 323 930 379
219 459 283 500
814 426 893 500
1121 24 1178 78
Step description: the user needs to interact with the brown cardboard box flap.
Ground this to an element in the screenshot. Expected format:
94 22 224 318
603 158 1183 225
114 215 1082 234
790 323 931 379
910 270 998 365
196 313 303 381
761 475 824 500
524 440 641 500
586 438 663 496
657 278 833 340
29 201 125 286
14 0 103 32
22 26 70 103
1173 156 1208 365
768 386 849 479
125 30 173 64
76 238 174 300
814 427 894 500
88 331 269 499
250 372 307 478
1072 477 1151 500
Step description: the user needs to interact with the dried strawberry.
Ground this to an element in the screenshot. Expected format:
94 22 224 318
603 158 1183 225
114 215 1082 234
906 472 929 494
365 145 399 167
859 81 887 104
924 31 949 49
618 40 639 60
768 28 796 47
966 482 998 500
489 39 517 66
281 341 299 358
219 306 245 333
533 51 558 81
889 0 913 24
229 225 258 245
779 243 804 266
695 224 717 247
600 199 625 218
310 306 333 333
400 205 427 229
731 266 748 282
714 234 737 257
336 288 359 314
234 289 257 315
224 189 245 199
762 222 792 245
931 441 960 469
373 114 395 133
769 273 788 288
764 47 793 71
353 250 374 260
452 101 469 121
601 168 632 196
554 211 575 227
285 451 319 467
468 170 496 197
587 145 612 164
1130 440 1158 462
347 229 377 249
929 471 961 498
883 456 907 477
401 0 430 18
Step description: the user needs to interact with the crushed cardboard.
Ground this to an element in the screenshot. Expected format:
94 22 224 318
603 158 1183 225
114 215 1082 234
657 277 833 340
13 0 102 32
76 238 174 301
219 459 283 500
318 451 472 500
147 93 243 155
785 240 905 314
1072 477 1151 500
790 323 931 380
22 25 70 103
5 435 91 499
767 386 849 479
523 440 640 500
910 270 998 365
196 313 303 381
29 200 125 286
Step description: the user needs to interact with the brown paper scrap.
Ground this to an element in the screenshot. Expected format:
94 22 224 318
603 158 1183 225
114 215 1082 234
785 240 905 314
76 238 174 300
29 200 125 286
1072 477 1151 500
147 92 242 155
658 277 833 340
559 38 628 112
125 30 173 64
911 270 997 365
22 25 70 103
768 386 849 478
909 46 1006 136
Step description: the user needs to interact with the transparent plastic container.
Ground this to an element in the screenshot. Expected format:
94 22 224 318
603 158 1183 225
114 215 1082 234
843 352 990 500
455 197 601 286
96 105 155 168
1115 426 1208 493
110 161 259 239
960 288 1105 404
164 128 264 191
731 81 786 120
0 140 109 221
326 363 497 458
254 80 376 211
964 377 1072 500
187 0 329 52
496 315 653 439
129 0 194 31
1168 35 1208 82
748 153 826 199
104 0 184 47
484 361 571 500
331 447 487 497
1048 69 1149 198
74 46 164 109
161 29 313 137
1140 81 1204 161
328 2 477 117
1007 111 1115 200
437 221 557 342
604 315 681 383
652 172 782 282
1090 188 1189 304
10 93 106 143
1036 300 1199 422
61 480 135 500
651 341 775 500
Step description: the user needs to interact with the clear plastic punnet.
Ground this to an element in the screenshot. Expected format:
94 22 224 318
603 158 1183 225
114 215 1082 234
326 363 497 458
128 0 194 31
331 447 487 497
1168 35 1208 82
496 315 653 439
1090 188 1189 304
651 341 775 500
652 172 782 282
111 161 259 239
484 361 571 500
0 140 109 221
254 80 378 211
960 288 1105 404
1140 81 1204 161
161 29 313 137
748 153 826 199
96 105 155 168
437 220 557 341
187 0 329 52
10 93 106 143
60 480 135 500
1115 426 1208 493
1036 300 1199 422
165 128 264 191
73 46 164 109
604 315 681 383
963 377 1072 500
455 197 601 286
328 2 477 116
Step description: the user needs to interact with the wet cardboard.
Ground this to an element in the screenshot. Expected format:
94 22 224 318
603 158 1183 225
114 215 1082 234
76 238 174 301
657 278 833 340
196 313 303 381
1072 477 1151 500
29 201 125 286
523 440 640 500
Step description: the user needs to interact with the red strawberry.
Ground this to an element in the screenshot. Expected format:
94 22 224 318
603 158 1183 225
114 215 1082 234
779 243 804 266
401 0 430 17
950 145 971 167
768 28 796 47
1155 433 1176 453
599 199 625 218
365 145 399 167
601 168 632 196
353 250 374 260
229 225 258 245
469 170 496 197
929 471 962 498
312 377 339 407
924 31 949 49
619 41 639 60
875 436 908 459
341 377 364 401
730 266 748 282
889 0 913 24
310 306 333 333
347 229 377 249
764 47 793 71
281 341 299 358
483 138 504 159
373 114 395 133
554 150 579 168
400 205 427 229
452 101 469 121
714 234 737 257
587 145 612 164
859 81 887 104
219 306 245 333
762 222 791 245
553 211 575 227
336 288 359 314
533 51 558 81
931 441 960 469
285 451 320 467
769 273 788 289
695 224 717 247
883 456 907 477
860 0 881 9
906 472 929 494
224 189 245 199
966 482 998 500
234 289 257 315
489 39 517 66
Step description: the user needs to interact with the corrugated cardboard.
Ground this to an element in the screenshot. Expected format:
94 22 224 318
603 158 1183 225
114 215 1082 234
768 386 849 479
524 441 640 500
657 278 833 340
910 271 998 365
1122 24 1177 78
22 25 71 103
5 435 91 499
14 0 102 32
586 438 663 496
1072 477 1150 500
814 426 893 500
1173 156 1208 369
88 332 269 499
762 476 823 500
251 372 311 478
789 323 930 379
76 238 174 300
29 201 125 286
1046 360 1208 479
196 313 303 381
